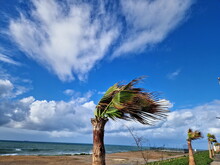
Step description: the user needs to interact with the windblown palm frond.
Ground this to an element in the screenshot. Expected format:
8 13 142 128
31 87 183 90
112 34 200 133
207 133 217 142
187 129 203 141
94 77 169 125
214 142 220 146
211 139 217 143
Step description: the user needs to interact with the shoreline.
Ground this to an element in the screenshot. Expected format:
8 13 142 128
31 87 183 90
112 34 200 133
0 150 187 165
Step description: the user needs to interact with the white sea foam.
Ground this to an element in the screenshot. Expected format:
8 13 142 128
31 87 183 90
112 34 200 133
1 153 18 156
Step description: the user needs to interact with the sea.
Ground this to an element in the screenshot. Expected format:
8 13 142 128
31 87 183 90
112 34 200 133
0 140 141 156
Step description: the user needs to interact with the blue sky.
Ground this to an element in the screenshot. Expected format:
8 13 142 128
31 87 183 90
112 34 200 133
0 0 220 149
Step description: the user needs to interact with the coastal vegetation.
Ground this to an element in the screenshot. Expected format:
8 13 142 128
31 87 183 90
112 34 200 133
207 133 217 159
187 129 202 165
91 77 169 165
147 151 212 165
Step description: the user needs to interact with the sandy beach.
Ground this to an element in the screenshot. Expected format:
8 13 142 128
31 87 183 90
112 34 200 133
0 150 186 165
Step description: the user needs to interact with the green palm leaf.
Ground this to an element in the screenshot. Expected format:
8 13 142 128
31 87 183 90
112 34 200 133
187 129 203 141
94 77 169 125
207 133 217 142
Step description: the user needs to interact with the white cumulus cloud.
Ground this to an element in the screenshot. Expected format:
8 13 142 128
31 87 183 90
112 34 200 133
0 79 27 99
2 95 94 134
105 100 220 147
1 90 220 148
0 79 14 98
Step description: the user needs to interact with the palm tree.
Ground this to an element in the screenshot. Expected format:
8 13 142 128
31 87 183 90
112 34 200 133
213 140 218 154
207 133 217 159
91 77 169 165
187 129 202 165
207 133 213 159
214 142 220 152
211 139 217 157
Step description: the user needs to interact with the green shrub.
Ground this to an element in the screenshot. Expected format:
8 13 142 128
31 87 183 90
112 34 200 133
147 151 212 165
194 151 213 165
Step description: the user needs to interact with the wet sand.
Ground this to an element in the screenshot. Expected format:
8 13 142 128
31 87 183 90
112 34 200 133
0 150 186 165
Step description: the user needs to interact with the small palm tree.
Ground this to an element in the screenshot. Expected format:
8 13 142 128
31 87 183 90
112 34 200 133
214 142 220 152
207 133 217 159
213 140 218 154
211 139 217 157
91 77 169 165
187 129 202 165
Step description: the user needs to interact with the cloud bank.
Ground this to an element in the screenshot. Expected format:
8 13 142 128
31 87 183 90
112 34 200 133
1 79 220 147
1 95 95 134
7 0 194 81
1 96 220 148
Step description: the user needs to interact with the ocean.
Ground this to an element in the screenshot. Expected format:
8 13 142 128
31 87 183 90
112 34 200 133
0 140 140 156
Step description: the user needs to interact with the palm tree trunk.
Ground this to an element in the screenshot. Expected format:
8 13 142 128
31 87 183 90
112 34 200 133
208 141 213 159
188 140 195 165
211 142 215 157
91 118 108 165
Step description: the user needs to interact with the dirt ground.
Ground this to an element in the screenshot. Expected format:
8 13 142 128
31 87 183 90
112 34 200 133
0 150 187 165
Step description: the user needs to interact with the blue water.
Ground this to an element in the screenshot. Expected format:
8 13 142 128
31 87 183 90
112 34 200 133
0 140 140 156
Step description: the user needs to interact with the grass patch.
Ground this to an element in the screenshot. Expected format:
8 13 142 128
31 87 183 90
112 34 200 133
147 151 212 165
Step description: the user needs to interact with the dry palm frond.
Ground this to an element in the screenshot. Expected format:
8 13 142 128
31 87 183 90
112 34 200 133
94 77 169 125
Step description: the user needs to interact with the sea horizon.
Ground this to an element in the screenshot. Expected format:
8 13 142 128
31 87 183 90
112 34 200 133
0 140 190 156
0 139 136 147
0 140 141 156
